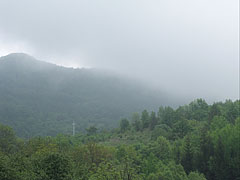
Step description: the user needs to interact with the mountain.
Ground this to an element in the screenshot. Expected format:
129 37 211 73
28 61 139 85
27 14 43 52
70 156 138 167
0 53 178 137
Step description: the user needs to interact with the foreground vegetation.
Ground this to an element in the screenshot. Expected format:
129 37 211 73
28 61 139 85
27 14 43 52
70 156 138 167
0 99 239 180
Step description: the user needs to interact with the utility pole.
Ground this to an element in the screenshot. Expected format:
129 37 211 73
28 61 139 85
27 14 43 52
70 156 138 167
72 120 75 136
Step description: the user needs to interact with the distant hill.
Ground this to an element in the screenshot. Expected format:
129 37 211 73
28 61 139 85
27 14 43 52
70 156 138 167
0 53 178 137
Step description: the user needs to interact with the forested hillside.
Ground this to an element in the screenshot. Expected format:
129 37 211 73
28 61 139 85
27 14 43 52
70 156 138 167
0 99 239 180
0 53 177 137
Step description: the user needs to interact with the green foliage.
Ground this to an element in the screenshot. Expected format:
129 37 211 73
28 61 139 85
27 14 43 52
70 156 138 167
0 99 239 179
33 152 72 180
173 118 190 139
89 162 120 180
197 125 214 178
188 99 209 121
0 153 18 180
0 124 18 154
209 122 240 180
86 126 98 136
142 153 158 176
151 124 172 140
181 135 193 173
149 136 171 161
208 103 222 121
120 118 130 133
210 116 228 131
188 172 206 180
155 161 188 180
131 112 141 131
9 154 36 180
158 106 176 127
141 110 150 129
223 100 240 123
149 111 158 130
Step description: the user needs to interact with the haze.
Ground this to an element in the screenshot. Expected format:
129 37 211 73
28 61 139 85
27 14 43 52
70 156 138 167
0 0 239 101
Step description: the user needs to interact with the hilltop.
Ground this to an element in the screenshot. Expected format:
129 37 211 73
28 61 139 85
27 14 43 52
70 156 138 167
0 53 178 137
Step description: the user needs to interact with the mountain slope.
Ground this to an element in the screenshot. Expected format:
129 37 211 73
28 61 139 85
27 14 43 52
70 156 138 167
0 53 177 137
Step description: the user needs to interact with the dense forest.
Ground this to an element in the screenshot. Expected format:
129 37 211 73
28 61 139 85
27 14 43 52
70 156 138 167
0 53 181 138
0 99 239 180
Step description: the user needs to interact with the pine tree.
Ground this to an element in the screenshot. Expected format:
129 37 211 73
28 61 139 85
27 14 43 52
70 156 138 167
181 135 193 174
141 110 149 129
198 125 214 179
149 111 158 130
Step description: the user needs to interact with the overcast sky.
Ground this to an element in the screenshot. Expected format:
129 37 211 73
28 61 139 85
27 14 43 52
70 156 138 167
0 0 239 101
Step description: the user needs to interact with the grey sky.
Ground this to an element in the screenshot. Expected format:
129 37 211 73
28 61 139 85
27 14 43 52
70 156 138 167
0 0 239 101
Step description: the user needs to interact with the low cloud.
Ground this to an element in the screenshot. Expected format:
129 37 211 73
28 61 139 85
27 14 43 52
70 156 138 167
0 0 239 101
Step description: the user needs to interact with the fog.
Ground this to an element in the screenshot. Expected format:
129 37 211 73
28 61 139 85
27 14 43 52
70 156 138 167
0 0 239 101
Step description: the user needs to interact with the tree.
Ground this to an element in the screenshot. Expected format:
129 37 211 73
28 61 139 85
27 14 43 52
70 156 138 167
120 118 130 133
150 136 171 161
208 103 221 121
142 153 158 176
86 126 98 136
151 124 172 140
210 116 227 131
197 125 213 179
131 112 141 131
0 123 18 154
210 122 240 180
188 99 209 121
173 118 190 139
0 152 18 180
35 152 72 180
188 172 206 180
172 139 182 164
116 146 142 180
72 143 113 179
89 162 120 180
158 106 176 127
224 100 239 124
8 153 37 180
176 105 191 120
141 110 149 129
149 111 158 130
211 137 226 180
155 161 188 180
181 135 193 173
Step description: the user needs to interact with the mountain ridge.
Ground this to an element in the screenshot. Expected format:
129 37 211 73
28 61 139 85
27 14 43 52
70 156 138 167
0 53 179 137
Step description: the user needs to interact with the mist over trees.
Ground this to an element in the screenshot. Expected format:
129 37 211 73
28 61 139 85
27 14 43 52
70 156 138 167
0 54 239 180
0 1 238 179
0 53 180 137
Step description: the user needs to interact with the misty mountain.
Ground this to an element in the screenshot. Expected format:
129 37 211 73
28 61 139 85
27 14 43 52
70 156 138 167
0 53 178 137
